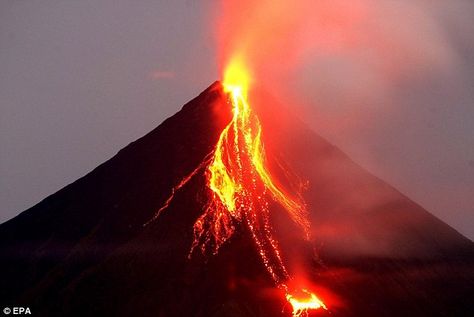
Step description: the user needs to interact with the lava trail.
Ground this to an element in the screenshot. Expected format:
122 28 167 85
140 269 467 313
149 58 326 316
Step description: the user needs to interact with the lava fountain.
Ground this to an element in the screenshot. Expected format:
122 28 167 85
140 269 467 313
148 58 327 316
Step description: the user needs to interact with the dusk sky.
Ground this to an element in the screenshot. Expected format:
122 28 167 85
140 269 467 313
1 1 473 239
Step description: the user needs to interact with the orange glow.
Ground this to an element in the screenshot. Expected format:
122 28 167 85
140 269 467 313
286 289 327 317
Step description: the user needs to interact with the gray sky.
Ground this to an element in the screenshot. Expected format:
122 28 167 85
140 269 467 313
1 0 473 240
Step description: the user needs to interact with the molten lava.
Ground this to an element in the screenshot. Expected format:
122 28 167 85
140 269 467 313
149 58 326 315
286 289 327 317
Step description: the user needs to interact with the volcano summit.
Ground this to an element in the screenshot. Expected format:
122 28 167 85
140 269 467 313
1 82 473 317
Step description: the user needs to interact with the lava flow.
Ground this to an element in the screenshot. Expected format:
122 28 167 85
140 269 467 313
149 58 326 316
286 289 327 317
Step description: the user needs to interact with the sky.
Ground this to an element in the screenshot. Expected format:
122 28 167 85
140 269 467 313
0 0 473 240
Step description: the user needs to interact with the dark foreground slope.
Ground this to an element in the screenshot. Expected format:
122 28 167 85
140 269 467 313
1 82 473 317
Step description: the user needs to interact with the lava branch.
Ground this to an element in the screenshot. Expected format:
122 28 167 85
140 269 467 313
144 153 213 227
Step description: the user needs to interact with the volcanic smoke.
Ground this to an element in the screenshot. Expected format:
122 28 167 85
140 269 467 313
147 58 326 316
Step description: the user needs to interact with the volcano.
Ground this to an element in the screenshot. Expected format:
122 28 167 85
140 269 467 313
1 82 473 317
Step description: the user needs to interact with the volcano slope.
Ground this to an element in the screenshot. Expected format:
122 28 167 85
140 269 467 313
1 82 473 317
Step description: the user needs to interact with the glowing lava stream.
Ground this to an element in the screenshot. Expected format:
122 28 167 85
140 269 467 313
149 59 327 316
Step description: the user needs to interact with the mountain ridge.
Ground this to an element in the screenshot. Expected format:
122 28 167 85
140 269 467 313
1 81 473 316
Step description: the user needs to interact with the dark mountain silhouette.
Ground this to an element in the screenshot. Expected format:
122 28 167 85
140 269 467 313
1 82 473 317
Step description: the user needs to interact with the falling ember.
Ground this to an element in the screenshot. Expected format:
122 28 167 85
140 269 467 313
148 57 326 314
